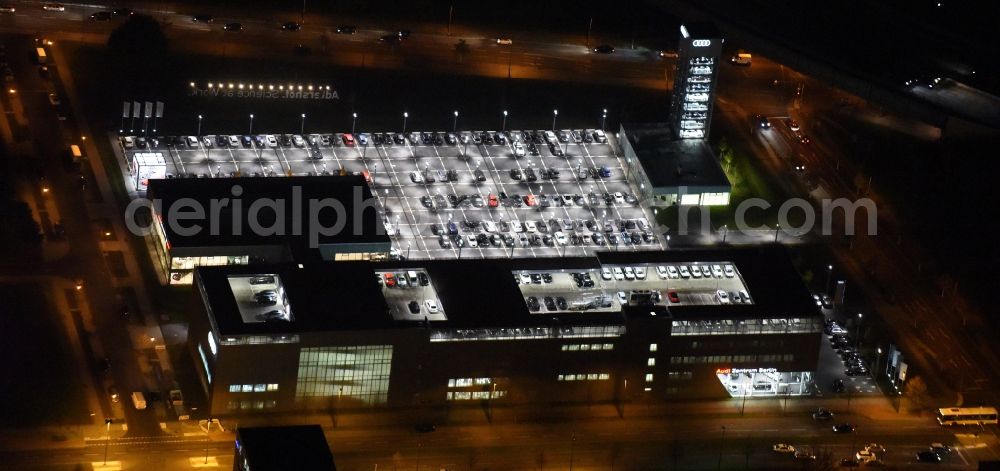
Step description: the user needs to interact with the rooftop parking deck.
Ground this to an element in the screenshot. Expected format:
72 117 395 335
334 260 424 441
120 128 663 261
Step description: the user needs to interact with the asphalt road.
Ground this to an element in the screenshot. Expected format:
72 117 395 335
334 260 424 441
0 412 990 470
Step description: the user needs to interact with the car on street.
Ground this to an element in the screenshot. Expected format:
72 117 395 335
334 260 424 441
832 423 856 433
812 408 834 420
281 22 301 31
224 22 243 32
496 38 513 45
916 451 942 463
336 25 357 34
772 443 795 453
43 3 66 12
929 443 951 455
794 450 816 460
192 14 213 22
788 119 800 132
90 11 111 21
342 133 355 146
593 44 615 54
855 449 877 464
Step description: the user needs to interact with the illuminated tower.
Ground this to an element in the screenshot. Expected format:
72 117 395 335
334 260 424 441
669 23 723 140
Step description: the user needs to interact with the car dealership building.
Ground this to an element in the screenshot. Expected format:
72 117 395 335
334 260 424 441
188 247 821 415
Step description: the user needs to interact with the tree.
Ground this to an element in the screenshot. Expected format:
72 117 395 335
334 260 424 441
905 376 931 412
107 14 168 75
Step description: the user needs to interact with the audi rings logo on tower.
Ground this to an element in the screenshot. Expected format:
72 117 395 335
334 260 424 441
692 39 711 47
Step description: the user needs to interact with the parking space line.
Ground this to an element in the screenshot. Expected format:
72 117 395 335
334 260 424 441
480 142 538 258
225 145 240 175
165 145 186 175
377 145 430 257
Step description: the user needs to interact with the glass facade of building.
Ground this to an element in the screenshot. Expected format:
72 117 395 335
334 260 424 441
670 318 822 336
295 345 393 405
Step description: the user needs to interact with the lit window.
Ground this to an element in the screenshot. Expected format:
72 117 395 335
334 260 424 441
645 374 654 383
648 358 656 366
558 375 565 381
580 344 591 351
266 384 279 391
599 373 610 380
229 385 241 393
254 384 266 392
241 384 253 393
448 379 456 387
561 345 569 351
587 374 598 380
649 343 658 352
603 344 614 350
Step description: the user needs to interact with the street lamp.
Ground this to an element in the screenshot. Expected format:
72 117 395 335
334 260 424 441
197 114 203 137
825 264 834 295
856 313 863 348
722 224 728 243
403 112 409 134
774 223 781 242
717 426 727 469
601 108 607 131
300 113 306 135
352 112 357 135
248 114 254 135
103 418 113 464
453 110 459 132
552 109 558 131
502 110 508 131
874 347 883 379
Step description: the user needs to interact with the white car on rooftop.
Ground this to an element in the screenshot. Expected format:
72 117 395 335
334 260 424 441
513 142 525 157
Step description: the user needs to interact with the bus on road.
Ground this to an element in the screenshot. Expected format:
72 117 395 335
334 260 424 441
936 407 998 426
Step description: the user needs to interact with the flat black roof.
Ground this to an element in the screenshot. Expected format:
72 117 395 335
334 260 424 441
622 123 731 191
198 257 621 336
146 175 389 257
197 248 816 337
237 425 334 471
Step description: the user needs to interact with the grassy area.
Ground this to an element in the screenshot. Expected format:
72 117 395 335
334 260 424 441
0 283 90 427
653 131 798 233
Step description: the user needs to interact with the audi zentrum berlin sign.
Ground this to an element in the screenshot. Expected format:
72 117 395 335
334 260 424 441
692 39 711 47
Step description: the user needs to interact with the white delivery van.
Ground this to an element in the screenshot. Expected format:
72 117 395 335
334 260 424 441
730 52 752 66
131 391 147 410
